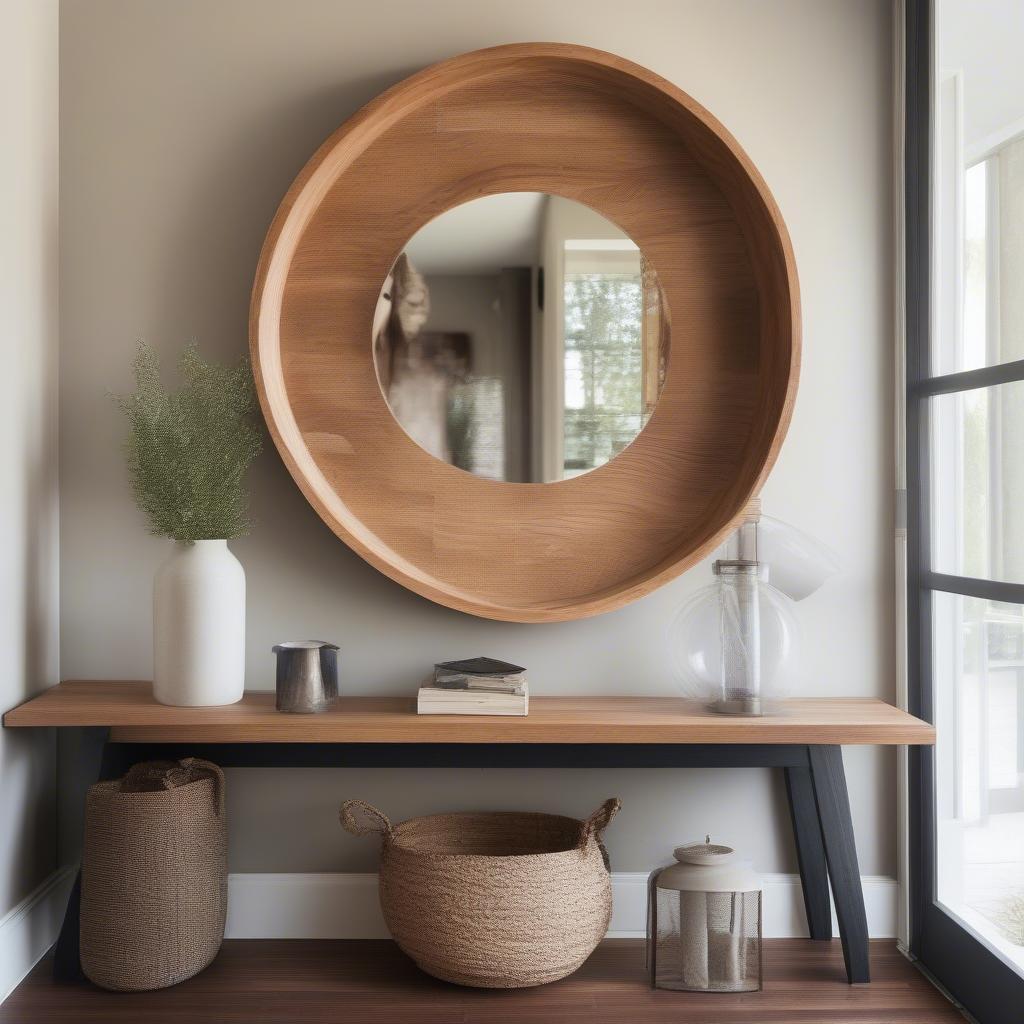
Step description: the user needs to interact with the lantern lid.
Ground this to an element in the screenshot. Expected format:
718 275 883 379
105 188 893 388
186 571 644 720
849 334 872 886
655 837 761 893
674 837 736 865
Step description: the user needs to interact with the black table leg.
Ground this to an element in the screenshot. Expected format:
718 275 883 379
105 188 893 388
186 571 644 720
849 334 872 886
53 728 130 982
808 744 870 983
784 764 833 940
51 870 85 983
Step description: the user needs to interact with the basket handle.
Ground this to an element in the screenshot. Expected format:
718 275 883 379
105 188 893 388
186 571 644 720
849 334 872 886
339 799 394 839
181 758 226 817
122 760 176 791
120 758 225 817
577 797 621 850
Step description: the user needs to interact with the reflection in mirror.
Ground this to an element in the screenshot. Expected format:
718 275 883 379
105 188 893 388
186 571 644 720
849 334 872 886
372 193 669 482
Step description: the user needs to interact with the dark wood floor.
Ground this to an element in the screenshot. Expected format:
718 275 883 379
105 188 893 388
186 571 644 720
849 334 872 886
1 939 965 1023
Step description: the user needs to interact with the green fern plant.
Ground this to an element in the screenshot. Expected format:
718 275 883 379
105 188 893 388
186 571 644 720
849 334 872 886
115 342 263 542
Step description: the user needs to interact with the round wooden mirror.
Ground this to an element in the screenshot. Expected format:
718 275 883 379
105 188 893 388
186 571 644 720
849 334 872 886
251 43 799 622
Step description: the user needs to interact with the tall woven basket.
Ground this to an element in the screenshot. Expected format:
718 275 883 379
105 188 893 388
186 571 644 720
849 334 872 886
80 758 227 991
340 797 620 988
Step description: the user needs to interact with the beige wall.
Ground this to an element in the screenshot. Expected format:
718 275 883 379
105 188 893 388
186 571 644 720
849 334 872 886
0 0 59 917
59 0 894 876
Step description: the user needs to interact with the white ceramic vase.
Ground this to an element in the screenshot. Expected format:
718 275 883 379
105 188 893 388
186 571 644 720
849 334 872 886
153 539 245 707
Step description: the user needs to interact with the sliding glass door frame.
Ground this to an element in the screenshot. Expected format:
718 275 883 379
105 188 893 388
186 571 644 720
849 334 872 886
906 1 1024 1018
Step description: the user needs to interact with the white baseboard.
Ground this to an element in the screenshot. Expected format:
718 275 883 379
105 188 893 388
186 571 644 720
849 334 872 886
0 866 75 1004
226 871 898 941
228 873 389 939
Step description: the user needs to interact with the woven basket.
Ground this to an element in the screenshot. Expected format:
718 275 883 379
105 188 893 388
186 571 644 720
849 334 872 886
340 797 620 988
80 758 227 991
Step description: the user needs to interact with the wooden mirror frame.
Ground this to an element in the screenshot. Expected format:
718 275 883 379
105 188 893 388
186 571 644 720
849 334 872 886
251 43 799 622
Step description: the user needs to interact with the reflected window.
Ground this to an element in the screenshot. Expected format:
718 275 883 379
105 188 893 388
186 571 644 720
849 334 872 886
561 246 644 478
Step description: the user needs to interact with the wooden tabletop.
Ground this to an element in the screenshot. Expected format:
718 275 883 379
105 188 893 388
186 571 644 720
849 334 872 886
3 681 935 745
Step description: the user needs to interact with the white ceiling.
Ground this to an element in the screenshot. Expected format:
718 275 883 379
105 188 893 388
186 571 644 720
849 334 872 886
403 192 547 275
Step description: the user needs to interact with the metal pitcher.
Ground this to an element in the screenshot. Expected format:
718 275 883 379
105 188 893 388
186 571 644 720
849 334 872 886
272 641 339 714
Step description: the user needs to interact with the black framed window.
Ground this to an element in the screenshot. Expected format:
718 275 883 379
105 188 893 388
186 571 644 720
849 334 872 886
907 2 1024 1019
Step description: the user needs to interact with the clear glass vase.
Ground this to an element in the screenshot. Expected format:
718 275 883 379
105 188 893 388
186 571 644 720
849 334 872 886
670 560 799 715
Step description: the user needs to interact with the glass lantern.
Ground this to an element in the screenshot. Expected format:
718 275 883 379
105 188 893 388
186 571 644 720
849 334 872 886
647 838 762 992
670 560 799 715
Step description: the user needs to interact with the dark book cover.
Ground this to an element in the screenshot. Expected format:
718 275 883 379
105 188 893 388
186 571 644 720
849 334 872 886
435 656 526 677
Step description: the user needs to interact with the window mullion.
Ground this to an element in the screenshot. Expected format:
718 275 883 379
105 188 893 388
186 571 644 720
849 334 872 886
913 356 1024 397
924 570 1024 605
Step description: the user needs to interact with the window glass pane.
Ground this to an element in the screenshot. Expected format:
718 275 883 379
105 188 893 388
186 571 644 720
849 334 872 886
933 591 1024 974
934 136 1024 375
961 161 988 372
999 138 1024 366
931 380 1024 583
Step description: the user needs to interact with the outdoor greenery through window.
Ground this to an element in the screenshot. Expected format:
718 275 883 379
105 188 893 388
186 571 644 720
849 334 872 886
562 270 644 478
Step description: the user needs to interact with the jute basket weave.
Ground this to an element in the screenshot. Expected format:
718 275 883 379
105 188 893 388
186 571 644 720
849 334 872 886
80 758 227 992
340 797 620 988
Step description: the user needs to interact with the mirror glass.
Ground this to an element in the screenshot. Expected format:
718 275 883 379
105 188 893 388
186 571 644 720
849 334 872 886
372 193 669 482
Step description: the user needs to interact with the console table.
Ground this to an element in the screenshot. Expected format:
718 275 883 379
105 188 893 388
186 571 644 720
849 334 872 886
4 681 935 986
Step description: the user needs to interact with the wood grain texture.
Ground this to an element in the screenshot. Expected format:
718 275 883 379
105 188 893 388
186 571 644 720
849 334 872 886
1 940 964 1023
250 43 801 622
3 682 936 745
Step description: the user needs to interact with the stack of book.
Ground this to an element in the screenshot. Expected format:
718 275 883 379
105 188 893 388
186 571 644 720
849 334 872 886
417 657 528 716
